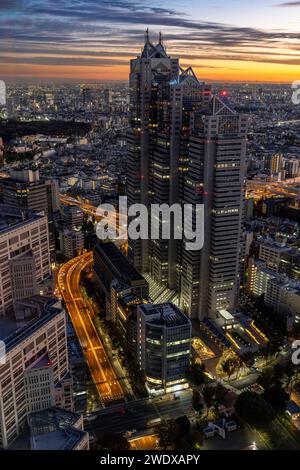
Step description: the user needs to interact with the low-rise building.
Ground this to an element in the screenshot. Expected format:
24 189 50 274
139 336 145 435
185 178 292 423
28 407 89 450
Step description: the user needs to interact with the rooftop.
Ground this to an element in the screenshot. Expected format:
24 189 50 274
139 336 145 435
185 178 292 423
139 302 190 327
29 407 85 451
94 241 145 283
0 296 64 352
31 428 85 450
0 204 45 235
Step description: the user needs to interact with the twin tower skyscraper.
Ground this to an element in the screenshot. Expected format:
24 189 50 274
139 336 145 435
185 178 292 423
126 31 248 320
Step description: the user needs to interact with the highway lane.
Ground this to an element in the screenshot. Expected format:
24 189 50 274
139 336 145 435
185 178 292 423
58 253 124 404
88 391 194 435
60 195 127 243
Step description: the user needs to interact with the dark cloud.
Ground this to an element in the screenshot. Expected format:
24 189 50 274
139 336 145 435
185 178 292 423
0 55 127 66
0 0 21 9
274 1 300 6
0 0 299 71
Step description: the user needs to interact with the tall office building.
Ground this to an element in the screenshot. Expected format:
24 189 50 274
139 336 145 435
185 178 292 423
135 302 191 394
62 204 83 229
103 88 113 110
127 30 179 273
0 205 51 316
0 168 57 261
0 137 4 167
180 99 248 319
0 296 70 448
126 32 248 320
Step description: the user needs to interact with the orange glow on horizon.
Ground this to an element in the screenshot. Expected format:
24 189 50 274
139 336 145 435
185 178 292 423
1 56 299 83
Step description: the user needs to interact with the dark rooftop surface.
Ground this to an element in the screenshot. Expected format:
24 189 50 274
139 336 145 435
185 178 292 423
139 302 190 327
94 242 145 282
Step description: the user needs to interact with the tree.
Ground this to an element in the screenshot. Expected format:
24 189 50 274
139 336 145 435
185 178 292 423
258 369 273 388
235 391 274 427
175 416 191 436
155 420 179 449
217 350 241 379
189 361 206 385
95 433 130 451
192 389 204 413
240 351 254 368
214 383 228 406
263 382 289 410
202 385 215 414
273 363 284 380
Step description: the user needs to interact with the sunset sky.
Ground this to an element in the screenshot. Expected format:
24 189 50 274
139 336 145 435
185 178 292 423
1 0 300 82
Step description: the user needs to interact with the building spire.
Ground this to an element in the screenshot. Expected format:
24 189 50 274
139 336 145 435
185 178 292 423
145 28 149 44
159 31 163 45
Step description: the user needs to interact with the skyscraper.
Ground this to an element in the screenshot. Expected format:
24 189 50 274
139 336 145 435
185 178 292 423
126 30 179 273
126 32 248 320
0 204 51 316
0 168 58 261
180 98 248 319
0 296 70 448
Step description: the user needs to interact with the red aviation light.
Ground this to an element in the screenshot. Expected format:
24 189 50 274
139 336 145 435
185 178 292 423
196 186 208 196
220 90 229 97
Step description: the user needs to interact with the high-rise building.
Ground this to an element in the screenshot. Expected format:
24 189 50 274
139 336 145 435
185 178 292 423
0 205 51 316
0 296 70 448
126 30 179 273
180 99 248 319
60 229 84 260
0 138 4 167
10 251 37 307
285 159 299 179
0 168 57 261
268 153 283 176
126 32 248 320
134 302 191 395
62 205 83 229
103 88 113 110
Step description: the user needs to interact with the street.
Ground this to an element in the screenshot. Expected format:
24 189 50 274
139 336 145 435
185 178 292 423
58 252 125 404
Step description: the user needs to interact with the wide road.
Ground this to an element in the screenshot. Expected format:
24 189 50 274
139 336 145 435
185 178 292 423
87 390 195 436
58 252 124 404
60 194 127 245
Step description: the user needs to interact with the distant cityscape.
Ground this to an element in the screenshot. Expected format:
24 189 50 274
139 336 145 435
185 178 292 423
0 27 300 454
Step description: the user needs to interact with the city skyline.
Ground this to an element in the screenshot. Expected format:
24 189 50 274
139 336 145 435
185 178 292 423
1 0 300 82
1 2 300 455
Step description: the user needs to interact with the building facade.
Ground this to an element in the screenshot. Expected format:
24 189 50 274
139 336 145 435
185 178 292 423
0 297 70 448
0 205 51 316
0 168 57 260
126 32 248 320
135 302 191 395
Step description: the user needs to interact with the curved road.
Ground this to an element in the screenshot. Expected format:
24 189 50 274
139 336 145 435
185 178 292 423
58 252 124 404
